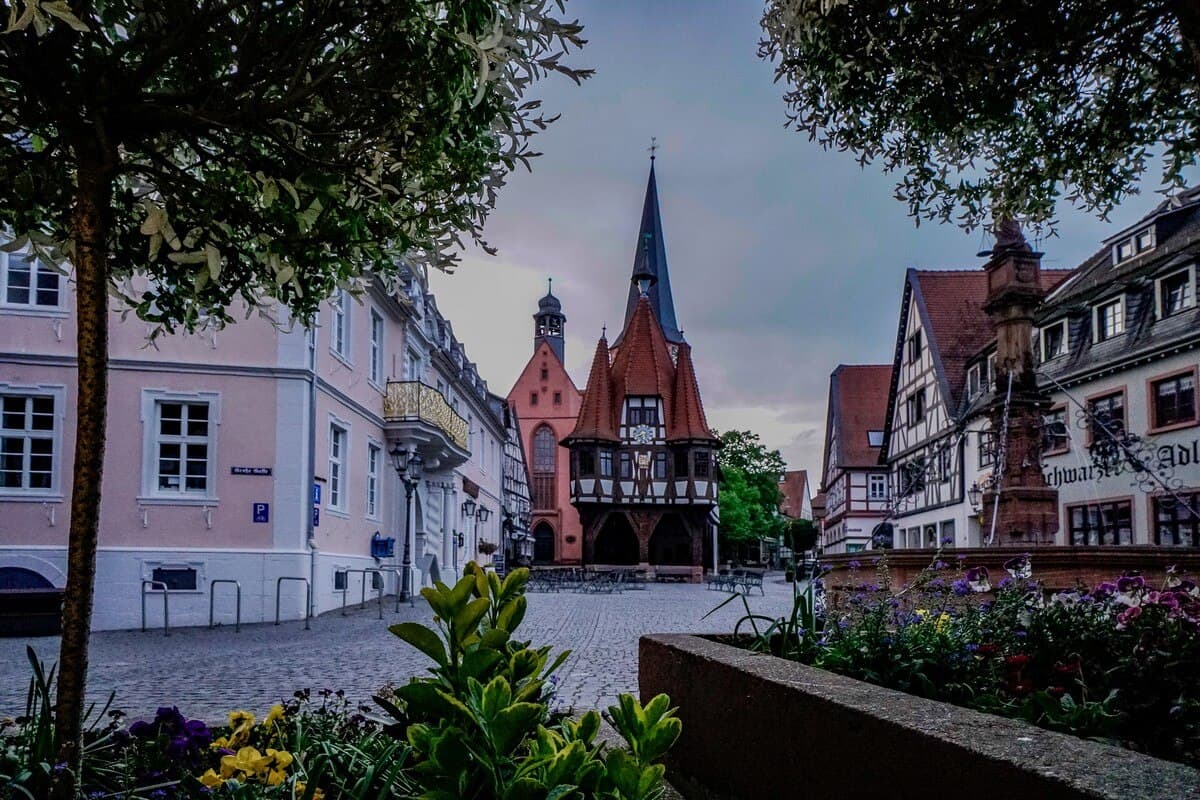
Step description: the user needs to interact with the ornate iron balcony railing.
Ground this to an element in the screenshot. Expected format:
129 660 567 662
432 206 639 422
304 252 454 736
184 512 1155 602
383 381 470 451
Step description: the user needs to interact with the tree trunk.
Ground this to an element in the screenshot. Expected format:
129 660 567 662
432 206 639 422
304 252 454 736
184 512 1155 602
51 143 114 800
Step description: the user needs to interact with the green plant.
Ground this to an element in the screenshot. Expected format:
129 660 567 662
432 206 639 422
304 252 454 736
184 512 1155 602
384 562 680 799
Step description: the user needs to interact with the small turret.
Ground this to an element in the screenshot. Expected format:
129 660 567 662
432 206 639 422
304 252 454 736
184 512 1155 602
534 278 566 362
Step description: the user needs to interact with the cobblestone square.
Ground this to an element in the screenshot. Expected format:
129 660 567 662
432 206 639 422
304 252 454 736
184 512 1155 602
0 579 799 723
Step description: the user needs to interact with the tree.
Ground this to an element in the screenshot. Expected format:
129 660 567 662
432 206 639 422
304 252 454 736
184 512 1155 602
0 2 587 790
760 0 1200 230
714 430 788 559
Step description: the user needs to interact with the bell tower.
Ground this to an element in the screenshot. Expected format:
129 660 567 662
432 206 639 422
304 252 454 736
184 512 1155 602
534 278 566 362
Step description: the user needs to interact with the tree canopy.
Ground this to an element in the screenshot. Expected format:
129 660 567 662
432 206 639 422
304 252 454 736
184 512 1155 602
1 0 589 331
760 0 1200 230
715 430 788 546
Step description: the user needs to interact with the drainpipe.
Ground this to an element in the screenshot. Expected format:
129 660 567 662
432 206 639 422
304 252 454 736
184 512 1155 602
306 326 318 618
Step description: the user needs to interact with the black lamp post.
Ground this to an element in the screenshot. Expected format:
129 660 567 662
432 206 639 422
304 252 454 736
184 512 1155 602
390 443 423 604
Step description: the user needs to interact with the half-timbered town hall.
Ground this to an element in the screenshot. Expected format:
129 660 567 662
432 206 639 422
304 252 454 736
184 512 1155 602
509 161 720 578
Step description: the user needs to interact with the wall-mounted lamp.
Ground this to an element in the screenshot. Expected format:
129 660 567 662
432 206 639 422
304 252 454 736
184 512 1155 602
967 482 982 510
461 498 476 517
476 506 491 523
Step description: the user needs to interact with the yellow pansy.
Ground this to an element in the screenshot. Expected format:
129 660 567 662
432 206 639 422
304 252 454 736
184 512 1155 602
220 746 272 779
935 612 951 632
264 704 286 728
199 769 224 788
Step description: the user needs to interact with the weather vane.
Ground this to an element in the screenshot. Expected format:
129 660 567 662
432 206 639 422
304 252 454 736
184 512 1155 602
648 136 657 161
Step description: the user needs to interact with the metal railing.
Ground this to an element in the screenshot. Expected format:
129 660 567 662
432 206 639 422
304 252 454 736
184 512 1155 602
275 576 311 630
383 381 469 450
208 579 242 632
339 569 384 619
140 580 170 636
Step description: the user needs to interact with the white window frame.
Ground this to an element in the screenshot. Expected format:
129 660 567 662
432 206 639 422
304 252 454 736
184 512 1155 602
868 473 888 501
369 308 385 386
1111 227 1155 265
1094 297 1126 342
330 289 352 363
1040 319 1069 362
0 384 65 498
966 364 982 398
0 246 64 315
1156 266 1197 319
366 440 381 519
405 350 421 382
139 390 220 504
328 417 350 514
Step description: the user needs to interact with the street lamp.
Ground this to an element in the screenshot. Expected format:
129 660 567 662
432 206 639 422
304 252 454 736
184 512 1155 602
390 443 423 604
967 482 982 509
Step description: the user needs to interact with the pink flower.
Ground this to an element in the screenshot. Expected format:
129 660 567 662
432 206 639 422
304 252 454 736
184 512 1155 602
1116 605 1143 630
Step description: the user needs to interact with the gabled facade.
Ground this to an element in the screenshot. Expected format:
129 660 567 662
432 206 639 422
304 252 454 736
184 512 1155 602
818 364 891 553
506 285 584 565
879 268 1071 549
562 163 719 580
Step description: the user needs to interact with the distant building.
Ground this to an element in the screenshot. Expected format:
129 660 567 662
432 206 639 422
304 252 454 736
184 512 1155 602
492 395 533 567
562 162 720 580
817 365 891 553
505 282 584 564
778 470 812 521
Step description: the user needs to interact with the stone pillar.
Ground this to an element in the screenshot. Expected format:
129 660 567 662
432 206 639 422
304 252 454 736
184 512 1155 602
440 482 454 580
980 221 1059 546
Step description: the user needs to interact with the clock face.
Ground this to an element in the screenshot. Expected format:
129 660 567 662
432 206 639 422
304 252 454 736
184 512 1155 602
631 424 654 444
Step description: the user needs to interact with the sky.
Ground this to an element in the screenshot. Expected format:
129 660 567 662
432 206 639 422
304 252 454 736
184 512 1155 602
429 0 1164 483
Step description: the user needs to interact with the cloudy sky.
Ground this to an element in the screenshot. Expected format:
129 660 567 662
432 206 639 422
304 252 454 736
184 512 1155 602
430 0 1162 481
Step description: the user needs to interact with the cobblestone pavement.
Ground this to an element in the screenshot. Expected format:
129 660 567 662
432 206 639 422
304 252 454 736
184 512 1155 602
0 579 798 723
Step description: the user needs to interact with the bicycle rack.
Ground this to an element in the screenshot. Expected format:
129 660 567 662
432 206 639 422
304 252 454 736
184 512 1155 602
275 576 311 630
208 579 242 632
340 569 384 619
388 568 404 613
141 580 170 636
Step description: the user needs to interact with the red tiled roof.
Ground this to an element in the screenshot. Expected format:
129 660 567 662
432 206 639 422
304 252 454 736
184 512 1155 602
610 294 675 410
912 269 1071 411
778 470 810 518
566 335 620 442
828 364 891 469
667 342 717 442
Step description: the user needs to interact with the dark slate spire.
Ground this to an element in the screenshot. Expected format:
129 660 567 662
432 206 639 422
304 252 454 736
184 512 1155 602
615 162 683 345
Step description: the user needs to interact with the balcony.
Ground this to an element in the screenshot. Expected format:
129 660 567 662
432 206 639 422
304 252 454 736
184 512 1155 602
383 381 470 470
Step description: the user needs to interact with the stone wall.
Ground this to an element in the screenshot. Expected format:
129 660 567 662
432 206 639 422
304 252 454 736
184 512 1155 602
639 634 1200 800
822 546 1200 594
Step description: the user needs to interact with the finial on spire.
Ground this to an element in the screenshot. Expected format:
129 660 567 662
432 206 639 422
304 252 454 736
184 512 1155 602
601 323 607 339
548 276 553 294
648 136 658 162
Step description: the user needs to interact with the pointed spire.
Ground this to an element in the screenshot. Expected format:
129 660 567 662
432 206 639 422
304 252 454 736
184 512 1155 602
668 342 717 442
564 333 620 443
614 162 682 344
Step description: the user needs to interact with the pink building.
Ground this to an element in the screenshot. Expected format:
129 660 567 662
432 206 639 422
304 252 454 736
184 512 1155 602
0 250 515 630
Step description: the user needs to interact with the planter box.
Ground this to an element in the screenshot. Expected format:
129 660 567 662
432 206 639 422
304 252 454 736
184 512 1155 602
639 634 1200 800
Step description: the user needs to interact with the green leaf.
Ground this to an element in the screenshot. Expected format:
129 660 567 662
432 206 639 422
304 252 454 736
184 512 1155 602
481 675 513 719
492 702 545 754
389 622 448 667
453 597 492 642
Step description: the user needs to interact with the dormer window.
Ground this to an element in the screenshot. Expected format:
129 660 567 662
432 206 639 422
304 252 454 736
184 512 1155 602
966 364 982 398
1094 297 1125 342
626 398 659 426
1157 267 1196 318
1040 320 1068 361
1112 227 1155 265
866 430 885 448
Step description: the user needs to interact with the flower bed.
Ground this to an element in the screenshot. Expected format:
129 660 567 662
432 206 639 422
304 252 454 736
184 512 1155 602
729 555 1200 767
0 564 680 800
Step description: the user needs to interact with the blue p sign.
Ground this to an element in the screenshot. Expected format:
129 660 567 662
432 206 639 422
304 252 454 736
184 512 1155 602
253 503 270 523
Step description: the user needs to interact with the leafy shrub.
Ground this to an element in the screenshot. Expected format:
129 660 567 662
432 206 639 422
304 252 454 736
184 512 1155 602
727 555 1200 767
384 562 679 799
